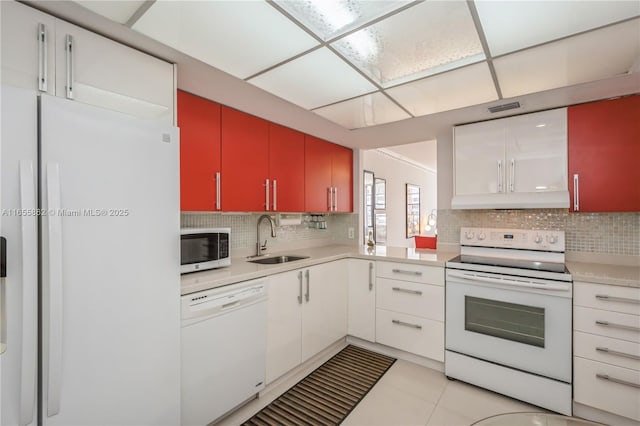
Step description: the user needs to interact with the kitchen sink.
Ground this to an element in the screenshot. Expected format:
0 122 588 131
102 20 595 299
248 255 309 265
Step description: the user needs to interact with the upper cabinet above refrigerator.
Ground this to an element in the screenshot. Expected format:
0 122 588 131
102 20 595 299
452 108 569 209
1 1 175 123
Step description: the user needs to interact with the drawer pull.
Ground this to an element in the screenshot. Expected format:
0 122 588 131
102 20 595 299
595 320 640 332
596 374 640 389
391 319 422 330
391 268 422 276
596 347 640 361
392 287 423 295
595 294 640 305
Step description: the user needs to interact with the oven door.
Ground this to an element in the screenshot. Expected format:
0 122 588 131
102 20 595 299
445 269 572 383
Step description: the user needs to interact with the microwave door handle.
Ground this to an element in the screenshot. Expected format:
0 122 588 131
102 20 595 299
447 270 570 291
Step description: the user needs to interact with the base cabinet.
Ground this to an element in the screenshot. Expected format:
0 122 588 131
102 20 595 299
573 282 640 422
266 261 348 384
347 259 375 342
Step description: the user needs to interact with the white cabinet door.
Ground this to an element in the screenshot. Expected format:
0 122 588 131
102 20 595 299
348 259 375 342
54 20 174 123
506 108 567 193
265 270 303 384
454 119 505 195
1 1 56 94
302 261 348 362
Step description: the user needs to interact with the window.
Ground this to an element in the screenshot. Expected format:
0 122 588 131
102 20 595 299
406 183 420 238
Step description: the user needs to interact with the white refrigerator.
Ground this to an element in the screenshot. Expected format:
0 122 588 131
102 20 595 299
0 85 181 425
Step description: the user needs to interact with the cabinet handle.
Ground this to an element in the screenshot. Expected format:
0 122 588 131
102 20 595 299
264 179 270 211
272 179 277 212
595 320 640 332
38 23 48 92
305 270 310 302
509 159 515 192
573 174 580 211
327 188 331 212
368 262 374 291
215 172 221 210
392 319 422 330
595 294 640 305
596 347 640 361
297 271 303 304
596 374 640 389
392 287 423 295
333 187 338 211
497 160 503 193
391 268 422 276
65 35 74 99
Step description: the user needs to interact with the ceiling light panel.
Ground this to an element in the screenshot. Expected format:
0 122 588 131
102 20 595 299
313 92 411 129
387 62 498 116
132 0 319 79
494 18 640 99
74 0 145 24
275 0 411 41
331 1 485 88
476 0 640 56
248 47 377 110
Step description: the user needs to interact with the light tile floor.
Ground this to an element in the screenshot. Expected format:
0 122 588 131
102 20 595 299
217 357 553 426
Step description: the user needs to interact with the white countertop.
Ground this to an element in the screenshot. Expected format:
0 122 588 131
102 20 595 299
567 261 640 288
181 244 459 295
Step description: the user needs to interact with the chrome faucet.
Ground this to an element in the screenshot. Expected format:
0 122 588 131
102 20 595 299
256 214 277 257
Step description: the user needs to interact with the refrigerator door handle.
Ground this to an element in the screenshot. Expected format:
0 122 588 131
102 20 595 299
19 161 38 425
46 163 64 416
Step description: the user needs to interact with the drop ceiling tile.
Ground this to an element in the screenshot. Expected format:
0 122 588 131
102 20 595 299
386 62 498 117
132 0 319 79
74 1 145 24
275 0 411 41
494 18 640 98
331 1 485 88
313 92 411 129
248 47 377 110
476 0 640 56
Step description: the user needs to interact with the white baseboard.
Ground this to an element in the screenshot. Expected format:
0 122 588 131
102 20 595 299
346 336 445 372
573 402 640 426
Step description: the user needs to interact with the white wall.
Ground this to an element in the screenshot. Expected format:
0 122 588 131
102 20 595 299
362 149 437 248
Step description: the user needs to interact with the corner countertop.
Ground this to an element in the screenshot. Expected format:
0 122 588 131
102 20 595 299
567 261 640 288
181 244 459 296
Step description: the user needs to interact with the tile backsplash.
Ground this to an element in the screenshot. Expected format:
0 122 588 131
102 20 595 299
181 212 359 257
437 209 640 256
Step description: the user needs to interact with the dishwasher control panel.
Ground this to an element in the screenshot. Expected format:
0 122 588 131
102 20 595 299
181 279 267 321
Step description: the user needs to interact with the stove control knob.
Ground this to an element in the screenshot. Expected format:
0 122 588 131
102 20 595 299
534 235 543 244
465 231 475 240
478 232 486 241
547 235 558 244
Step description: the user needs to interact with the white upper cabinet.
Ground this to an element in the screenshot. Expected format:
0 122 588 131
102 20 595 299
453 108 569 209
1 1 174 123
1 1 56 94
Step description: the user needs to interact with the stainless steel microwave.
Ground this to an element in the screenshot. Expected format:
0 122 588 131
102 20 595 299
180 228 231 274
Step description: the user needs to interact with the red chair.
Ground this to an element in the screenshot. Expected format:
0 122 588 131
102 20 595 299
415 236 437 249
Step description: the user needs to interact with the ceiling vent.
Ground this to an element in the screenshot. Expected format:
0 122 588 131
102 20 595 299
488 102 521 113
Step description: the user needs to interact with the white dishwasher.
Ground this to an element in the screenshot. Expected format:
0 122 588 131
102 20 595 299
181 278 267 426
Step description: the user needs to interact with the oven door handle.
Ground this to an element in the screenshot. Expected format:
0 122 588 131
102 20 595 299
446 270 570 291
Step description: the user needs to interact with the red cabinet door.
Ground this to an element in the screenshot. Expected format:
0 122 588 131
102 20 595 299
331 144 353 213
269 123 305 212
568 95 640 212
178 90 221 211
221 106 270 212
304 135 333 212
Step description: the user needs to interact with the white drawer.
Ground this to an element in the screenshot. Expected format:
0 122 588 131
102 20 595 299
376 261 443 286
375 308 444 361
574 306 640 343
574 282 640 315
376 278 443 321
574 331 640 371
574 356 640 421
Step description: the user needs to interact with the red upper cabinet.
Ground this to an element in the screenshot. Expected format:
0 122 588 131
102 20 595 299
178 90 221 211
269 124 305 212
568 95 640 212
304 135 353 212
221 106 270 212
